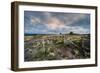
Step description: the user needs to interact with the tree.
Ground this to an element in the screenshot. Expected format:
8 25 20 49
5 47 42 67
60 33 62 35
69 31 74 35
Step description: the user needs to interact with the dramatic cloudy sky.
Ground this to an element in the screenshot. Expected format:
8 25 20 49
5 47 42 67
24 11 90 34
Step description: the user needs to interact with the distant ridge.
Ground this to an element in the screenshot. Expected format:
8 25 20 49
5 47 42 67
24 33 90 36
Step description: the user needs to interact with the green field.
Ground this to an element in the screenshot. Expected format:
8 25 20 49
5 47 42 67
24 34 90 61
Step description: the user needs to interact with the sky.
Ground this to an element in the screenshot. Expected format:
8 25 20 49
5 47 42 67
24 11 90 34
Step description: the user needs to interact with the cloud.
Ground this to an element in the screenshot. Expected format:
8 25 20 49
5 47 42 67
46 17 65 30
24 11 90 34
31 17 41 24
62 14 88 26
43 12 51 19
42 12 89 30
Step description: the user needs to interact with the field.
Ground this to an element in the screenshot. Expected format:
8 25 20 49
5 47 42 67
24 34 90 61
